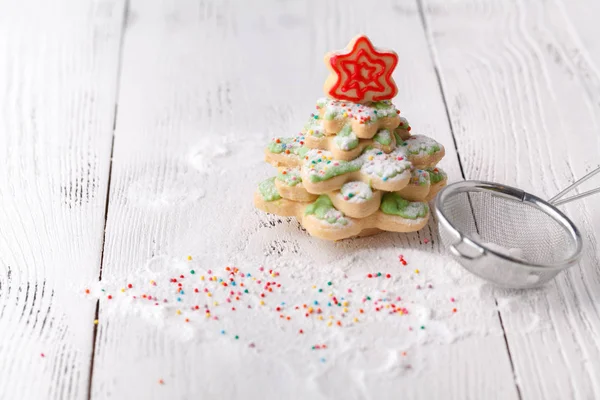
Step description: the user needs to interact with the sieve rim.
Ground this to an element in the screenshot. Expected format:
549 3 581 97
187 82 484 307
434 180 583 271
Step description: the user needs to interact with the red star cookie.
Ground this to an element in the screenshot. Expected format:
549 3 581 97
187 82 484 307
323 35 398 104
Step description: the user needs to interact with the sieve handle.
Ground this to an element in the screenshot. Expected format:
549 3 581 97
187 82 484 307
448 237 486 261
548 166 600 206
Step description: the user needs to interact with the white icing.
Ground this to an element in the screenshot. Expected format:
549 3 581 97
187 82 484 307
360 148 412 181
303 147 412 183
317 97 400 122
303 116 325 137
340 181 373 203
303 149 362 181
410 169 430 185
403 135 441 156
322 208 349 226
333 129 358 151
374 129 392 145
399 202 428 219
277 167 302 186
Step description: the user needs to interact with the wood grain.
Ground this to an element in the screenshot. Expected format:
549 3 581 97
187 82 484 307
420 0 600 398
0 0 125 399
91 0 519 399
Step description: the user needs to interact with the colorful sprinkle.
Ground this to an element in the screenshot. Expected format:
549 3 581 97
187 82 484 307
91 251 443 368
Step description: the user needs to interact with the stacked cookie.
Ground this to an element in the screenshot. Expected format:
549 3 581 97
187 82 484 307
254 35 447 240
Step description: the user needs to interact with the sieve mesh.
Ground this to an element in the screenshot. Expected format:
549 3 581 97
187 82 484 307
439 190 578 266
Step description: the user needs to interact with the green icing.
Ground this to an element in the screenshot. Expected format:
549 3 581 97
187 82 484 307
371 101 394 110
267 137 309 157
341 182 372 202
303 117 325 137
426 167 447 184
373 129 392 146
303 147 411 184
324 109 339 120
258 177 281 202
305 156 362 183
333 124 359 151
276 169 302 187
380 193 429 219
416 143 439 155
392 130 403 144
411 169 431 186
297 146 309 157
304 195 348 225
267 141 285 153
405 136 441 156
360 148 411 181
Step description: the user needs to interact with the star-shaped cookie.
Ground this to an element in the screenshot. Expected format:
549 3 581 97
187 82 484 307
323 35 398 104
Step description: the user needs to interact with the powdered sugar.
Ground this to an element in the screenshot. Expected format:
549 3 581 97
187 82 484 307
340 181 373 203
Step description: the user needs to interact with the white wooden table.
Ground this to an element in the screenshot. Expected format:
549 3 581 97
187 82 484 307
2 0 600 399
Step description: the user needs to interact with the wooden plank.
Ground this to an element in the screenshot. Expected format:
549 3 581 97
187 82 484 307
420 0 600 398
91 0 519 398
0 0 125 399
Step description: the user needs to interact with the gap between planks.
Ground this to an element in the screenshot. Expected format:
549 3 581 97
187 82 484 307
415 0 523 399
86 0 130 398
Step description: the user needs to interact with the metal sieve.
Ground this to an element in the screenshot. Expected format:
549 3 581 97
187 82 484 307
434 167 600 289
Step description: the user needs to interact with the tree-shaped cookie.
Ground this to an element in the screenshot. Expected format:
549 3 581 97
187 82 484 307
254 35 448 240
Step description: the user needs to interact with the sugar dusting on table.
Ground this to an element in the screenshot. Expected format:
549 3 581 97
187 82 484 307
81 247 519 395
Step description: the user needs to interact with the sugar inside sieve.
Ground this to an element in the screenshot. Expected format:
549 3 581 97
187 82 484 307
434 167 600 289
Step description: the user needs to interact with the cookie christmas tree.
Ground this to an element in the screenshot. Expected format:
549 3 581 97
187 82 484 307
254 35 447 240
